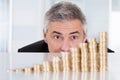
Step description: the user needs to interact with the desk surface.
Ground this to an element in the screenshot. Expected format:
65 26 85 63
0 53 120 80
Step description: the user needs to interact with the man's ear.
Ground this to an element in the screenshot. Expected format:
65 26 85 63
83 34 87 42
43 31 47 43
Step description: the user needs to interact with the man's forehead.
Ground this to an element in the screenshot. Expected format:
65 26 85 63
52 30 80 35
47 19 84 34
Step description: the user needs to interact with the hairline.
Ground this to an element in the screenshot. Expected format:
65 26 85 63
44 19 86 35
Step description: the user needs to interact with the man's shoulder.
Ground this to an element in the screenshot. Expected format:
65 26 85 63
108 48 114 53
18 40 49 52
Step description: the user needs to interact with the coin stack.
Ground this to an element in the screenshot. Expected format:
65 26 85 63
70 47 81 72
33 64 42 73
13 68 24 73
99 32 107 71
88 38 99 72
8 67 33 73
43 61 53 72
52 56 61 72
24 67 33 73
80 43 89 72
62 52 71 72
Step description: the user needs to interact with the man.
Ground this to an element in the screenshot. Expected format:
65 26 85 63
18 1 114 53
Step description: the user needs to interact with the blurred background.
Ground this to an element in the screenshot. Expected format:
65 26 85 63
0 0 9 52
109 0 120 52
0 0 119 53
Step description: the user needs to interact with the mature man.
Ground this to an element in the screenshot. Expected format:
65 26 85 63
18 2 114 53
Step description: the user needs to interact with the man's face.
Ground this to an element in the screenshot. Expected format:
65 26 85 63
44 19 86 53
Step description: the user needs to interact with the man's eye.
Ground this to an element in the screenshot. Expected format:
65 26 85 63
54 35 61 40
71 36 78 40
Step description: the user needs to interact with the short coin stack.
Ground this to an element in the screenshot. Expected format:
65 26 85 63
24 67 33 73
52 56 61 72
33 64 42 73
43 61 52 72
9 32 108 73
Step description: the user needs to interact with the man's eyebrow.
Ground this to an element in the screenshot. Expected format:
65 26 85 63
52 31 62 35
69 31 80 34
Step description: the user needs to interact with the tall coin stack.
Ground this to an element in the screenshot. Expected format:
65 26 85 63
80 43 89 72
62 52 71 72
89 38 99 72
99 32 107 71
70 48 81 72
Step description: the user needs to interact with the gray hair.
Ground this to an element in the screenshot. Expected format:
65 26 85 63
44 1 87 34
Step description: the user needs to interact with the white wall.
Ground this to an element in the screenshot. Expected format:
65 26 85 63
109 12 120 52
0 0 9 52
108 0 120 52
12 0 45 52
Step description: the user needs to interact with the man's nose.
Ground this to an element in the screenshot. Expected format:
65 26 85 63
61 40 70 52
